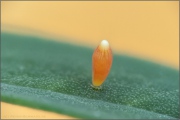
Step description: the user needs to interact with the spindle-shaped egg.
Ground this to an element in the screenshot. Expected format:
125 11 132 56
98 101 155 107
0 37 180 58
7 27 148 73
92 40 113 89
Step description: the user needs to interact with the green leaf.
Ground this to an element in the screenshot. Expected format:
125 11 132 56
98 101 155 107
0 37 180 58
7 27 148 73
1 33 179 119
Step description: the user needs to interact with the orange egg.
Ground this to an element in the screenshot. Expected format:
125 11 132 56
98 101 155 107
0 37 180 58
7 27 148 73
92 40 113 89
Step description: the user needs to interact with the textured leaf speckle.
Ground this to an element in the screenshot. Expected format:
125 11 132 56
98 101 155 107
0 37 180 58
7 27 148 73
1 33 179 119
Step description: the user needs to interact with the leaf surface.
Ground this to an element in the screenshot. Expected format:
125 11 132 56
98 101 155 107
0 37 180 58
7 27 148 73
1 33 179 119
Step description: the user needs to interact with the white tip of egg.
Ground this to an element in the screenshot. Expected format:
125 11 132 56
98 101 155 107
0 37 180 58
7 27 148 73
100 40 109 50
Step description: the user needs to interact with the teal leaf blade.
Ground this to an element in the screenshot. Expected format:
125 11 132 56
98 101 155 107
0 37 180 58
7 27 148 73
1 33 179 119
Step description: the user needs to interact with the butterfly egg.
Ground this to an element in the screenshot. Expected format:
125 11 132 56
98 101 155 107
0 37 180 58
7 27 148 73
92 40 113 89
